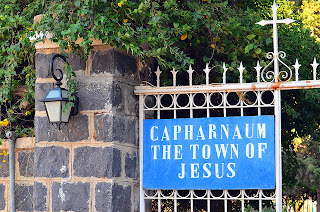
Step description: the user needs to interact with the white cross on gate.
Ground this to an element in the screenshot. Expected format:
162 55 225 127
256 1 295 83
256 2 295 211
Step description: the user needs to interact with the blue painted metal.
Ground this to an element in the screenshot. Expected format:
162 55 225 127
143 116 275 190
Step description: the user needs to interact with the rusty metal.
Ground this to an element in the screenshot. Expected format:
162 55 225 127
135 80 320 96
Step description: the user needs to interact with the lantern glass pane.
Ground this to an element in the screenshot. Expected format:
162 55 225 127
46 89 61 99
45 101 62 122
61 101 72 123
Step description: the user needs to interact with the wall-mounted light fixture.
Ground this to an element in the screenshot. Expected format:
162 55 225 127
40 54 78 125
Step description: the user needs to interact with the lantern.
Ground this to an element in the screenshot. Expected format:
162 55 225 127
40 54 78 124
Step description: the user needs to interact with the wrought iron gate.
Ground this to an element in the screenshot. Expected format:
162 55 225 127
135 2 320 212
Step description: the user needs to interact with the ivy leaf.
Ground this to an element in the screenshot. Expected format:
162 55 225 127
244 44 254 54
246 34 256 40
254 48 262 54
266 38 273 45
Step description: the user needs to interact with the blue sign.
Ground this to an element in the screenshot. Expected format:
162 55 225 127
143 116 275 190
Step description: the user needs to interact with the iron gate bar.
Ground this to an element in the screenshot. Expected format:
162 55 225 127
135 80 320 95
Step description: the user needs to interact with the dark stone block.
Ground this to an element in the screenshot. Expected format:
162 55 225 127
15 184 33 211
95 183 131 212
35 83 54 111
52 182 89 212
112 115 137 144
34 146 69 178
36 53 86 79
94 113 137 144
111 82 122 108
0 154 9 177
91 49 137 80
125 152 138 178
74 147 121 178
68 54 86 72
114 50 137 77
112 184 131 212
35 114 89 142
94 113 112 142
76 79 112 111
34 182 47 211
95 182 112 212
35 53 54 79
119 82 138 115
77 78 137 113
18 151 34 177
0 184 5 210
91 50 114 75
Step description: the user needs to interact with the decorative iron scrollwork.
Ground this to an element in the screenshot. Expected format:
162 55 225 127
261 51 293 82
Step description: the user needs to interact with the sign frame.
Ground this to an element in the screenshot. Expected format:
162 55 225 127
143 116 275 190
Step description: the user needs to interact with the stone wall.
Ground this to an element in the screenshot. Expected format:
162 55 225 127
0 39 144 211
34 41 140 212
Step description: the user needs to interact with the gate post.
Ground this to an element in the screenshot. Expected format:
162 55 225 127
256 3 295 210
34 34 142 211
274 90 282 212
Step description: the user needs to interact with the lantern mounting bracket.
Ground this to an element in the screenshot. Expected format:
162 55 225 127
50 54 67 87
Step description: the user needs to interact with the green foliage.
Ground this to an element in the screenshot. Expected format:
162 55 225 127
35 0 272 73
64 63 76 110
0 0 43 137
245 204 275 212
295 138 320 196
283 136 320 210
300 0 320 41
